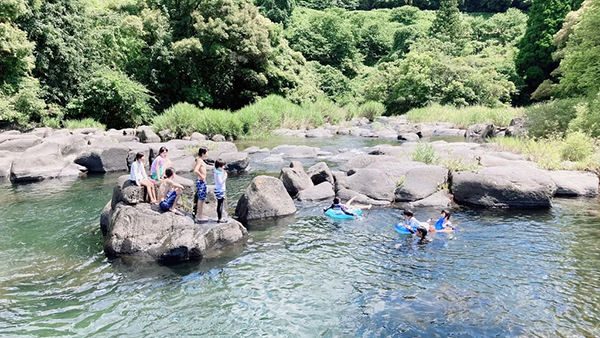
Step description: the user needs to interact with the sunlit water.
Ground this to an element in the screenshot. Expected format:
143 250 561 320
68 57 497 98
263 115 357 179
0 136 599 337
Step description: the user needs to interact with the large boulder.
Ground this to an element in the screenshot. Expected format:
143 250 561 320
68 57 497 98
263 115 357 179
395 166 449 202
11 142 70 182
404 190 453 209
279 161 314 196
336 188 391 206
306 162 334 185
0 135 42 152
218 152 250 173
43 134 89 158
297 182 335 201
465 123 495 139
137 126 161 143
282 146 319 159
75 143 130 172
339 155 397 172
451 166 557 208
0 151 16 177
505 117 528 137
548 171 599 197
341 168 396 202
103 202 248 263
235 175 297 222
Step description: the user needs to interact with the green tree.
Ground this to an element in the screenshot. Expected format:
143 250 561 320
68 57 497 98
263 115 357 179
429 0 463 42
558 0 600 97
69 68 154 129
515 0 570 98
256 0 295 25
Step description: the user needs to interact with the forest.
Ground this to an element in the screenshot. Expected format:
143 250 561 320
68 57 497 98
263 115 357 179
1 0 599 142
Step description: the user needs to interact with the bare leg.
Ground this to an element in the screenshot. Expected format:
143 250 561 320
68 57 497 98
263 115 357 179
196 199 208 221
169 190 183 215
140 179 158 203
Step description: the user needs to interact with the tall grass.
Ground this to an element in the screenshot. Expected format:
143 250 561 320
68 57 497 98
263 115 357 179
412 143 439 164
153 103 242 139
405 104 525 128
63 118 106 130
490 131 598 170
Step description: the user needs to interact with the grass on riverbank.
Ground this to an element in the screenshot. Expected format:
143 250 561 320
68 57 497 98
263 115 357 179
405 104 525 128
490 132 600 172
153 95 385 139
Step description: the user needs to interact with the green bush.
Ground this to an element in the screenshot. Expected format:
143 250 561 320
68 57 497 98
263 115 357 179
236 95 298 133
569 92 600 138
153 102 200 138
301 96 347 125
357 101 385 121
153 103 242 139
390 6 420 24
69 69 154 129
526 99 582 139
63 118 106 130
560 131 595 162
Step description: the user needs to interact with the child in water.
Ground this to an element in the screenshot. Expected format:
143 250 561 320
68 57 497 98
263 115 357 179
323 196 372 217
427 209 456 233
398 209 422 233
395 224 431 248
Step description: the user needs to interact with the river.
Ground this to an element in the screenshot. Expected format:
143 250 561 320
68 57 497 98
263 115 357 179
0 136 599 337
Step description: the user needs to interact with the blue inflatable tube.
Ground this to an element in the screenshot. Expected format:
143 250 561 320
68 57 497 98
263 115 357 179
395 223 415 234
325 208 362 219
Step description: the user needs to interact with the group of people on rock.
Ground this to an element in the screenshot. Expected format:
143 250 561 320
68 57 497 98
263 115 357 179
129 146 228 223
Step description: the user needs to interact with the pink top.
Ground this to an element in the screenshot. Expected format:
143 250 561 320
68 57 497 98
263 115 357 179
150 156 165 175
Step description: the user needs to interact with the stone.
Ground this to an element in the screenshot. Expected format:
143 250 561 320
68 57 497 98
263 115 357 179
297 182 335 201
466 123 495 139
375 129 398 139
75 143 130 172
279 161 314 196
167 148 196 173
0 135 42 152
72 128 102 135
235 175 297 222
137 127 161 143
341 168 396 202
305 128 332 138
103 202 248 263
125 144 151 170
0 151 16 177
218 152 250 173
158 129 175 141
395 166 449 202
30 127 54 138
451 166 557 208
433 128 466 137
212 134 226 142
58 163 87 178
42 134 89 158
263 154 284 163
397 133 420 142
336 188 391 206
506 117 528 137
11 142 70 182
405 190 453 209
306 162 334 185
190 132 206 141
548 170 599 197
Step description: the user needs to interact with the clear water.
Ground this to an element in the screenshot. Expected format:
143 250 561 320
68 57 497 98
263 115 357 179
0 136 599 337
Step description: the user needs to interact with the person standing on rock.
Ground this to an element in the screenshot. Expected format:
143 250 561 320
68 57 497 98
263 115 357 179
158 168 184 215
194 147 209 222
130 152 158 204
214 159 228 223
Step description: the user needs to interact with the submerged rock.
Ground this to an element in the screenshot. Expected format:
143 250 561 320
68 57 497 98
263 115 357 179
235 175 296 222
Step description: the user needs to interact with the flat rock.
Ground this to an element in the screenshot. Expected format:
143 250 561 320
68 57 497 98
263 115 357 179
451 166 557 208
11 142 70 181
282 146 319 159
548 170 599 197
75 143 130 172
0 135 42 152
297 182 335 201
305 128 333 138
235 175 297 222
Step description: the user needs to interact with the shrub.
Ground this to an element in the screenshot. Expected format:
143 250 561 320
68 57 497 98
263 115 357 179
63 118 106 130
560 131 595 162
153 103 242 139
357 101 385 121
569 92 600 138
153 102 200 138
526 99 582 139
236 95 297 134
301 96 347 125
412 143 439 164
390 6 420 24
69 69 154 129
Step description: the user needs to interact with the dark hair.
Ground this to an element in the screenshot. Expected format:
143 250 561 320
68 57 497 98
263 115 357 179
441 209 451 220
215 159 226 169
159 146 168 154
198 147 208 156
417 225 428 237
403 209 414 217
165 168 175 178
136 152 145 160
333 197 340 204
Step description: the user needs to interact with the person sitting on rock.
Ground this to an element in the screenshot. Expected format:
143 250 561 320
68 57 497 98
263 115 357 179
158 168 184 215
130 152 158 204
323 196 371 216
214 159 228 223
150 146 171 180
427 209 456 233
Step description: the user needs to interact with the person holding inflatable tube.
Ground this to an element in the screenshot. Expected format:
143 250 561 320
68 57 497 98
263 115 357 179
398 209 421 233
427 209 456 233
323 196 372 217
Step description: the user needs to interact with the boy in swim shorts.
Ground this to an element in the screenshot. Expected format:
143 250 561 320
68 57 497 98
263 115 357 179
158 168 184 215
193 147 208 222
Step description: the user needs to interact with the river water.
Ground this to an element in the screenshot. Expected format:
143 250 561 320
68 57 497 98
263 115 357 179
0 136 599 337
